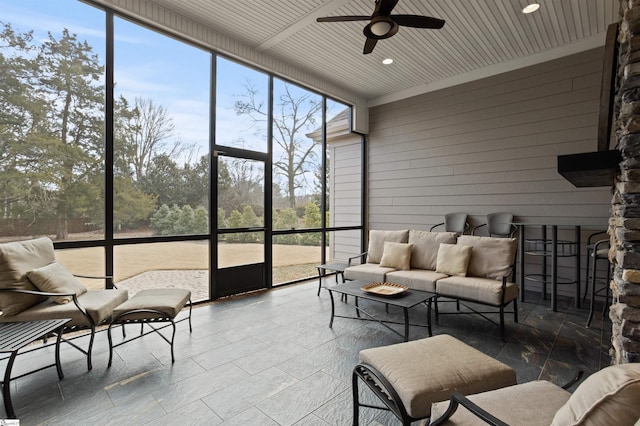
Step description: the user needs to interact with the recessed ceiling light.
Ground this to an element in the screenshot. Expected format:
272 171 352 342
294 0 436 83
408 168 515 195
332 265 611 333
522 3 540 14
382 58 393 65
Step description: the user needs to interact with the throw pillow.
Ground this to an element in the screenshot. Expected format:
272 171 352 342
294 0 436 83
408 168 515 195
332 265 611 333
435 243 472 277
551 363 640 426
27 261 88 304
366 230 409 264
379 242 413 270
0 237 55 316
408 230 457 270
457 235 517 279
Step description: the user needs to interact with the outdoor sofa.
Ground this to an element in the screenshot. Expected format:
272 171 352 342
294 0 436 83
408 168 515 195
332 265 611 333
344 229 518 339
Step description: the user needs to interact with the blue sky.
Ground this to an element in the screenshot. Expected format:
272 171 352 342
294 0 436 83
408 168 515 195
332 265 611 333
1 0 347 188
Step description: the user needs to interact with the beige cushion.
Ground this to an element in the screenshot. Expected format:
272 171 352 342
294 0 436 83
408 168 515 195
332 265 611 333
386 269 448 292
430 381 571 426
436 276 518 306
359 335 516 419
409 230 457 270
366 230 409 264
0 289 129 327
551 363 640 426
113 288 190 321
436 244 472 277
379 242 413 270
456 235 517 279
0 238 55 316
344 263 395 282
27 261 87 304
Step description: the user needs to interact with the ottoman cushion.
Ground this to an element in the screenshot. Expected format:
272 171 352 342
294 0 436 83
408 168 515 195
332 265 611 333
113 288 190 320
359 334 516 419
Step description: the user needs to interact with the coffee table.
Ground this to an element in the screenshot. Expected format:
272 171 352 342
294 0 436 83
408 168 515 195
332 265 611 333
316 261 348 296
0 319 70 418
326 280 434 341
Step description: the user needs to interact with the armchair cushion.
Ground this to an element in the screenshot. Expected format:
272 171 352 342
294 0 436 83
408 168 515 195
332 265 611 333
0 289 129 327
436 244 472 277
430 381 571 426
408 230 457 270
27 261 88 304
456 236 517 280
0 238 55 316
380 242 413 271
366 230 409 264
436 276 518 306
551 363 640 426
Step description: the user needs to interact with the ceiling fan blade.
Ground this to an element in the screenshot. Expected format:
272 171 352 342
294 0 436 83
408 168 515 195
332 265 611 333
317 16 370 23
391 15 445 29
363 37 378 54
377 0 399 16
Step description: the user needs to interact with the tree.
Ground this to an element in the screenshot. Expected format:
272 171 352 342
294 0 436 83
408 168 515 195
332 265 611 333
32 28 105 239
234 82 322 209
120 97 176 182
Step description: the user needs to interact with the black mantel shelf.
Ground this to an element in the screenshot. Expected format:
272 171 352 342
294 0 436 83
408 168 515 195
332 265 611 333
557 150 621 188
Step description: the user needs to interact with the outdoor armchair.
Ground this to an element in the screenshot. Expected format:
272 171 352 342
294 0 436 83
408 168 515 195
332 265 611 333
0 237 128 370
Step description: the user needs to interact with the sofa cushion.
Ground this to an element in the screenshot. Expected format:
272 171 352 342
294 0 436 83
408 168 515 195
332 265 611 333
0 289 129 327
359 335 516 419
367 230 409 264
436 244 472 277
380 242 413 271
436 276 518 306
0 238 55 316
409 230 457 270
430 381 571 426
456 235 517 280
386 269 448 292
344 263 395 283
551 363 640 426
27 261 88 304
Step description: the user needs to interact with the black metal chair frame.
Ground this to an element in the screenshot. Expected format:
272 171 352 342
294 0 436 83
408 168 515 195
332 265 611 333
352 362 424 426
107 300 193 367
429 372 584 426
0 283 114 371
433 274 518 341
586 237 611 327
430 213 470 235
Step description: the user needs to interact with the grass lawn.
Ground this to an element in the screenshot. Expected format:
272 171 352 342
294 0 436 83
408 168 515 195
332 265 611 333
55 242 324 290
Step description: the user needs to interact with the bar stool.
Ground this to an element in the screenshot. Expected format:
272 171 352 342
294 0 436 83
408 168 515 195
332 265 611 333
586 236 611 327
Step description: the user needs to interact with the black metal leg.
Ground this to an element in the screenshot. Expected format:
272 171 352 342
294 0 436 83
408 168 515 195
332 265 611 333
427 298 433 336
170 321 176 363
352 369 360 426
355 296 361 318
329 290 336 328
107 324 115 368
551 225 558 312
3 351 17 418
55 327 65 379
575 225 581 308
518 225 525 302
403 308 409 342
317 267 323 296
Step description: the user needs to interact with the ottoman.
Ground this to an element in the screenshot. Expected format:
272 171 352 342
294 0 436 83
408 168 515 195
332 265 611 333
107 288 192 367
353 334 516 425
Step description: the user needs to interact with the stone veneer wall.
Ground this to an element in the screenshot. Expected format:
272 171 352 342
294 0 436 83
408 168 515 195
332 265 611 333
611 0 640 364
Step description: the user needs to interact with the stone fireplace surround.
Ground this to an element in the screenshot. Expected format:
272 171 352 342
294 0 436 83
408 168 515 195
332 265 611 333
611 0 640 364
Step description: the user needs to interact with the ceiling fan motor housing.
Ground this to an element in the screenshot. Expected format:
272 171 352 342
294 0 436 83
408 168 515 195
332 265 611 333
364 16 399 39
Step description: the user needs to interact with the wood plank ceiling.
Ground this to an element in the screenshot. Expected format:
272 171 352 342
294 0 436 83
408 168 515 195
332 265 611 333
145 0 618 103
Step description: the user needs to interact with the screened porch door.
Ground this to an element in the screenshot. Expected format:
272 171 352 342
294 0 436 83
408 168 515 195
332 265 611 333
215 153 267 297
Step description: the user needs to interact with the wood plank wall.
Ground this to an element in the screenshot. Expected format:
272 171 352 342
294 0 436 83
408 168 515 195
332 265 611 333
367 48 613 298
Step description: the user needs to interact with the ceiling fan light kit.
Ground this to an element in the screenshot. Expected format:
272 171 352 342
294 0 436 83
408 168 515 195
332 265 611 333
316 0 445 54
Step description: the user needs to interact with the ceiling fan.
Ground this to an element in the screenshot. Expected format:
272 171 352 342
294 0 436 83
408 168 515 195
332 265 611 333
316 0 445 54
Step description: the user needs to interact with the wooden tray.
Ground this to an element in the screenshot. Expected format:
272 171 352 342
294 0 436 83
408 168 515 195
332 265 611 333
360 282 408 296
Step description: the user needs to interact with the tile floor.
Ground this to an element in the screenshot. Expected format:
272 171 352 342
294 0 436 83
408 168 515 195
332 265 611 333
2 278 612 425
